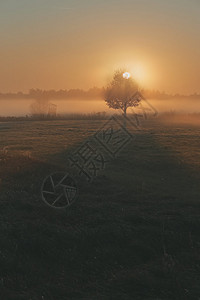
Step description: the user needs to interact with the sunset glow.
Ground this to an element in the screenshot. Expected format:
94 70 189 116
131 65 147 84
0 1 199 94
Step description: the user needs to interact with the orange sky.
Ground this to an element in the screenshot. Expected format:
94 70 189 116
0 0 199 94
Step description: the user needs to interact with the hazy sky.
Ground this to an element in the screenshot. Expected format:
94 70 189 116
0 0 199 93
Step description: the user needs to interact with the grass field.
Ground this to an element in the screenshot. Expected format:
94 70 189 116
0 117 200 299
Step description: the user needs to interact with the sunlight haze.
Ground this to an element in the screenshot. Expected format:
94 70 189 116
0 0 199 93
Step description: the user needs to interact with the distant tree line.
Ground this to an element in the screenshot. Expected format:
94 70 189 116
0 88 199 100
0 87 104 100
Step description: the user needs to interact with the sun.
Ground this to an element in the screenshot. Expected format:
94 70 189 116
123 72 131 79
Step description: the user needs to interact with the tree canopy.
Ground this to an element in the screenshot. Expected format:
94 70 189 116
104 69 144 115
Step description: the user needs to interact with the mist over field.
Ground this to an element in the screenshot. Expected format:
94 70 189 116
0 98 105 116
1 97 200 117
1 0 200 298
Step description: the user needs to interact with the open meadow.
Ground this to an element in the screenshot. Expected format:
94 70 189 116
0 117 200 299
1 0 200 298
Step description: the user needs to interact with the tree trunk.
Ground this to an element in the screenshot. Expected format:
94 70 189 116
123 106 127 128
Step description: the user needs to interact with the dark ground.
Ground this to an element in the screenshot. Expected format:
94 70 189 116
0 119 200 300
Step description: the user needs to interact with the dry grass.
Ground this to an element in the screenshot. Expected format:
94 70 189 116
0 118 200 299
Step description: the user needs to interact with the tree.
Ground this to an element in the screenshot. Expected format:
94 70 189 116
104 69 144 120
30 96 49 118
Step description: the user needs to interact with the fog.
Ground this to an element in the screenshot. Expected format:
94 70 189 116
152 98 200 114
0 98 109 117
0 97 200 117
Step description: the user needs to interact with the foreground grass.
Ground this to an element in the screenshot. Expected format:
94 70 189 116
0 120 200 299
